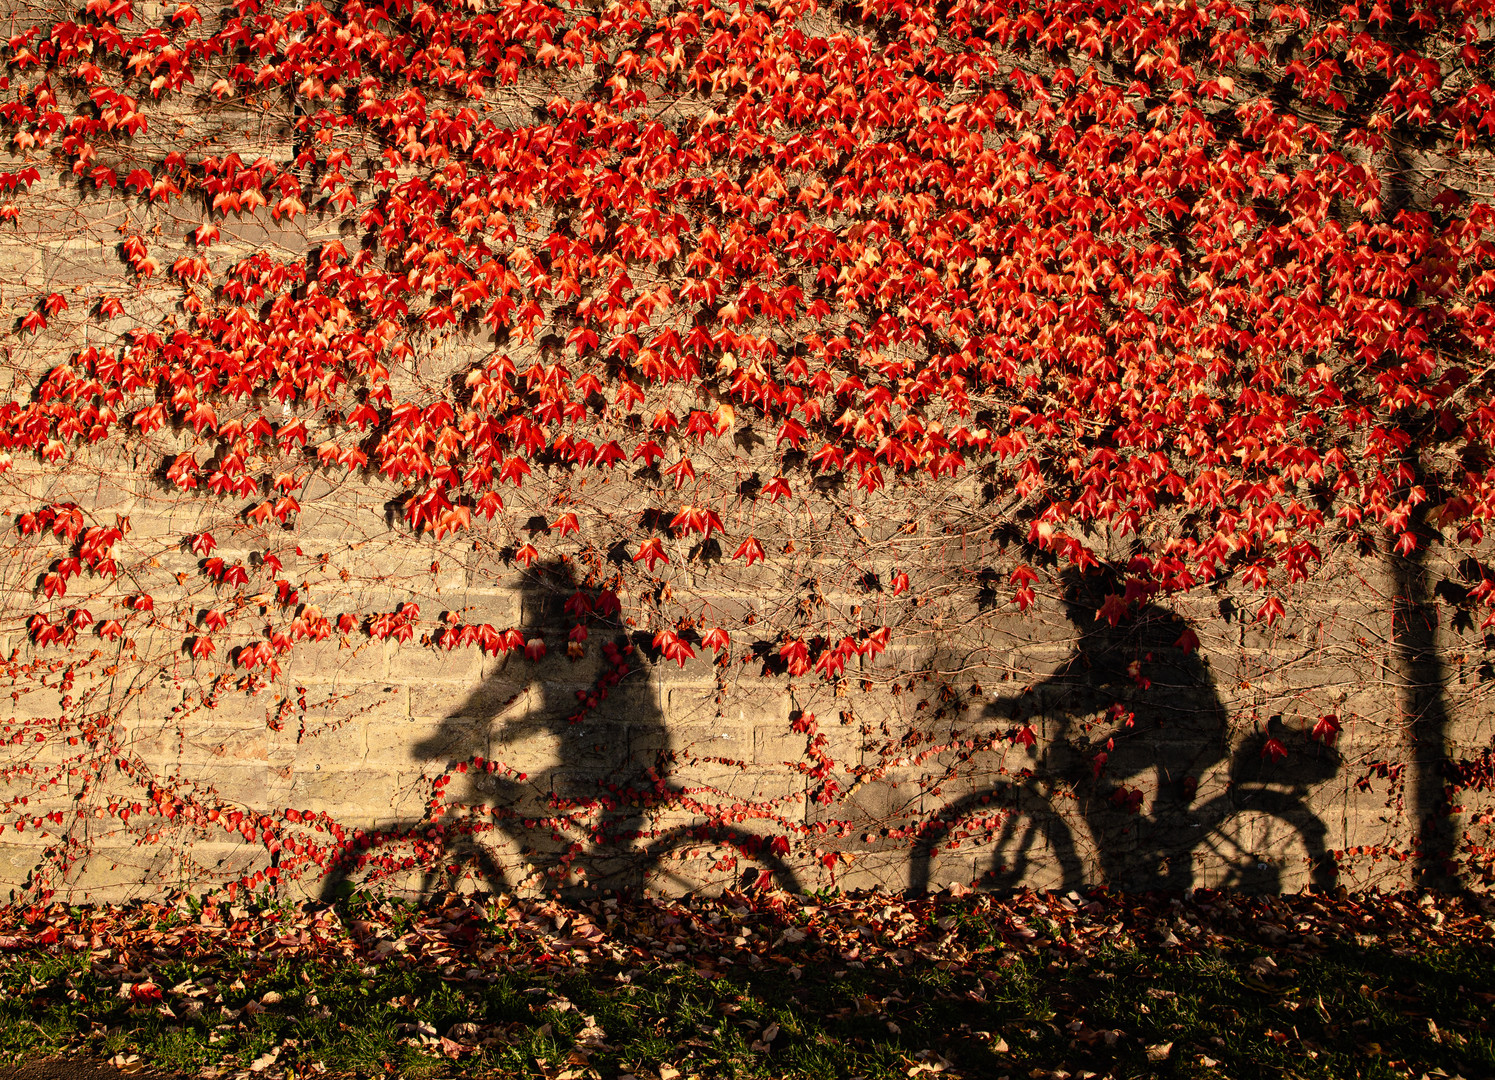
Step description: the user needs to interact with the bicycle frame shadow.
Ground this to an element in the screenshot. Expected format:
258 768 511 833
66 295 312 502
320 559 799 903
909 563 1341 895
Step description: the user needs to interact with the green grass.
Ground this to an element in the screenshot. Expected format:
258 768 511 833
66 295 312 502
0 891 1490 1079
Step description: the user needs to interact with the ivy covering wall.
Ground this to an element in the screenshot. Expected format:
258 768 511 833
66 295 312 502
0 0 1494 899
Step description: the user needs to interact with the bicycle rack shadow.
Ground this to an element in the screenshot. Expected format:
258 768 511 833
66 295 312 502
909 563 1341 895
320 559 799 902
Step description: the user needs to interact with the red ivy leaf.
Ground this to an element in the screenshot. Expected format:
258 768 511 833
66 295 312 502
733 537 765 566
653 628 695 667
1311 715 1341 745
634 537 669 571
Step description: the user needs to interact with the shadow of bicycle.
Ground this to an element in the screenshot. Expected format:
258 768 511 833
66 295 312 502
320 560 799 902
910 564 1341 895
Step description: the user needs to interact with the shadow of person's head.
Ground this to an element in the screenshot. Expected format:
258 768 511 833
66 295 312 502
1055 560 1198 655
1057 563 1119 630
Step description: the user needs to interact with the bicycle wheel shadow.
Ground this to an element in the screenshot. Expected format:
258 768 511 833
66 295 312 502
910 563 1341 895
321 559 799 902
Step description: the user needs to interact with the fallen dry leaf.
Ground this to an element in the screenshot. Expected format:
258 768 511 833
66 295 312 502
247 1046 280 1073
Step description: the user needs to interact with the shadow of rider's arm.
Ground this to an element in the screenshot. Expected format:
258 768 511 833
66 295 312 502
981 664 1110 730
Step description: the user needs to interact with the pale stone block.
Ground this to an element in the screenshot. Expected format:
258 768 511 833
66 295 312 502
287 767 405 815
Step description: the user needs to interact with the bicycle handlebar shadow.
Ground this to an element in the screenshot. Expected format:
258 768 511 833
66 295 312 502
321 559 799 902
910 564 1340 895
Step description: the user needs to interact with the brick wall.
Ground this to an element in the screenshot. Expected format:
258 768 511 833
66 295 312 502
4 484 1492 901
0 3 1491 903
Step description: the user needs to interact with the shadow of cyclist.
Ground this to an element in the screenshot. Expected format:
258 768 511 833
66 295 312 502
914 563 1238 893
431 559 674 896
322 558 800 901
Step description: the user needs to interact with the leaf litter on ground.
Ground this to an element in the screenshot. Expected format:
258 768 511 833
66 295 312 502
0 885 1491 1080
